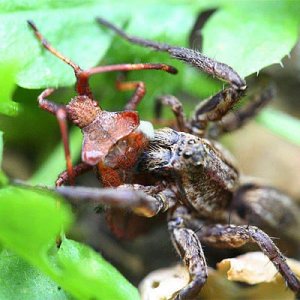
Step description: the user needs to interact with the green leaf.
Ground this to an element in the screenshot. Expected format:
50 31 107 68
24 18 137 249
124 2 200 44
0 0 97 12
0 62 20 116
0 186 139 300
56 239 140 300
0 249 70 300
256 108 300 146
0 131 4 163
202 1 300 77
0 186 72 256
0 1 204 90
0 2 113 89
0 131 8 186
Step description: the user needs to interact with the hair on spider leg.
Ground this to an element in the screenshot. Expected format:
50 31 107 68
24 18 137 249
227 205 234 226
269 236 281 240
246 222 251 230
194 225 204 234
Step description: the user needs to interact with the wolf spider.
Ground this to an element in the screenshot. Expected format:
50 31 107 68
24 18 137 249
29 19 300 299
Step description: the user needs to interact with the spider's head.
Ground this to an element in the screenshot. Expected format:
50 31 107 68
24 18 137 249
138 128 206 175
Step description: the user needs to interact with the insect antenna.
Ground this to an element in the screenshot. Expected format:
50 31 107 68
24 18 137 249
27 20 93 98
27 21 82 73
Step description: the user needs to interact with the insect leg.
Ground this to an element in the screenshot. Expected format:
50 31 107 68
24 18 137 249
37 88 74 185
28 20 177 102
55 162 93 186
88 63 176 110
27 20 94 98
115 74 145 110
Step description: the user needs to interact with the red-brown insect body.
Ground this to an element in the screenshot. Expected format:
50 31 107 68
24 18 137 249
66 94 147 178
66 93 152 239
27 19 176 189
97 129 151 239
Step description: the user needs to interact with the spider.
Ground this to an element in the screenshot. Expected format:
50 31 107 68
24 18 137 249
29 19 300 299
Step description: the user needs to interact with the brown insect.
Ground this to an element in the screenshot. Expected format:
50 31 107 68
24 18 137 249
30 19 300 299
27 20 177 188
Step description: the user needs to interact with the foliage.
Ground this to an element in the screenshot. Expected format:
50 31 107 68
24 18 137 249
0 183 139 300
0 249 69 300
202 1 299 77
0 131 8 186
1 0 300 299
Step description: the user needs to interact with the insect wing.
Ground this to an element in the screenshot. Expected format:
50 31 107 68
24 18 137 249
82 111 140 165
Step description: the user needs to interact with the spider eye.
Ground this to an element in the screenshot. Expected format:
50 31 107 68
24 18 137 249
158 148 172 167
183 150 193 159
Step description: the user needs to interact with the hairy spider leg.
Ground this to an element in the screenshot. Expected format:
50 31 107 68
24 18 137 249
232 183 300 243
170 205 300 298
197 223 300 294
168 206 208 300
97 17 247 136
56 184 177 239
207 84 275 138
55 184 177 217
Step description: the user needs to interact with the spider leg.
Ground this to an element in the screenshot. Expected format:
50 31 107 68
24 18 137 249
55 162 93 187
154 95 187 132
97 17 247 136
37 88 74 185
96 17 245 88
232 183 300 243
208 84 275 138
56 184 177 217
197 223 300 294
188 87 245 136
168 206 207 300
